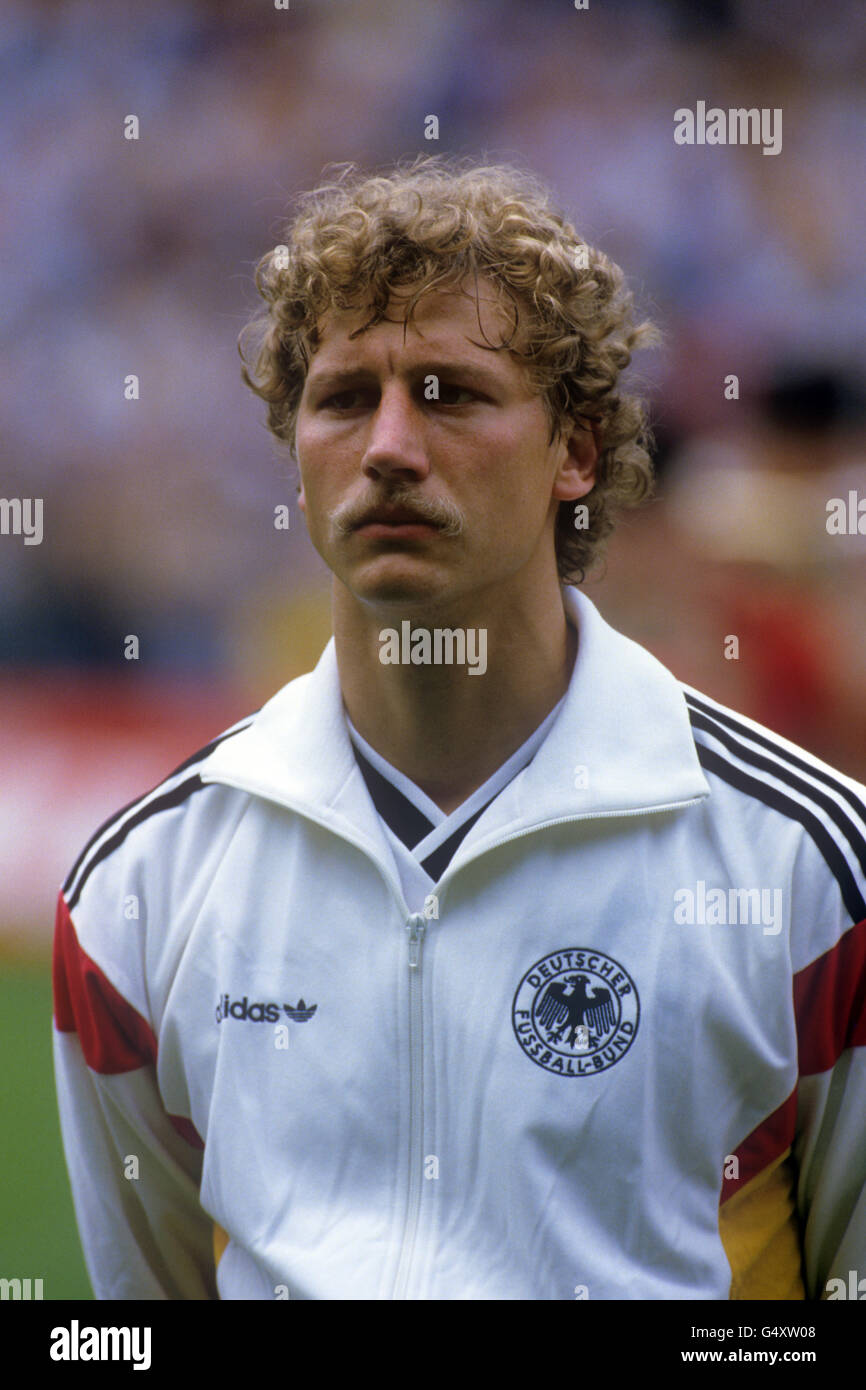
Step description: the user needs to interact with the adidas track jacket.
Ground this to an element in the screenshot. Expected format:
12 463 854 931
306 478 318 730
52 587 866 1299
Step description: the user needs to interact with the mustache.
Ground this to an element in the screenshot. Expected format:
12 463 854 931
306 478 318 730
331 486 465 538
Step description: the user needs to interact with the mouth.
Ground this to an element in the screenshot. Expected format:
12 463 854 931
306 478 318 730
353 508 441 538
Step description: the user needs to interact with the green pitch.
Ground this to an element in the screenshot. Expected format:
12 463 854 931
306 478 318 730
0 959 92 1299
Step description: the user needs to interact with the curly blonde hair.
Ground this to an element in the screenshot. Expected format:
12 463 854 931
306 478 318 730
239 155 659 582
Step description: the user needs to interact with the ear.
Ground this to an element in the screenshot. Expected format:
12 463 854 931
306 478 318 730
296 479 306 515
551 420 598 503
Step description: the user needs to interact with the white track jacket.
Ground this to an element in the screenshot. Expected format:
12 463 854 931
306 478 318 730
53 588 866 1300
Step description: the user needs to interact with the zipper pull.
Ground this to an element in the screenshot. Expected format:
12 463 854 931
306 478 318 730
406 912 427 970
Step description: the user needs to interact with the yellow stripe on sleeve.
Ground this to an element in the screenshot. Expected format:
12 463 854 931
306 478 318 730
213 1221 230 1271
719 1147 806 1299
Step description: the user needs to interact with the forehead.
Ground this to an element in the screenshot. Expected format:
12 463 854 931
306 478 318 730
309 275 525 372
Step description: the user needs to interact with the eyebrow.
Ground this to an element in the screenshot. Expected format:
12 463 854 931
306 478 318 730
304 360 506 395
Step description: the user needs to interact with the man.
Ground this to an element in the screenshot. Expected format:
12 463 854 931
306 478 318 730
54 157 865 1300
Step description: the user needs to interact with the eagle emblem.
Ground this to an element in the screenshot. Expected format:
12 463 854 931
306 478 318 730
512 949 639 1076
535 974 616 1048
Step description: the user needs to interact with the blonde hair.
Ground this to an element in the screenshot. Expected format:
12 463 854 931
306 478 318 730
239 155 659 582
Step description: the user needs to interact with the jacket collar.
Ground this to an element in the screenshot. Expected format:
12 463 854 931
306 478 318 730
200 588 710 840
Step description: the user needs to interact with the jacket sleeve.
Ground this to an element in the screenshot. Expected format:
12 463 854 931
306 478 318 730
53 890 218 1300
793 908 866 1300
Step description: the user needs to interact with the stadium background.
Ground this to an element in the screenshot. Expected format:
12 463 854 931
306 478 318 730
1 0 863 1298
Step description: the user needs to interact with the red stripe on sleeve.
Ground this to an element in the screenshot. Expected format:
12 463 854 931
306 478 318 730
720 1088 798 1203
794 916 866 1076
720 917 866 1204
52 891 157 1074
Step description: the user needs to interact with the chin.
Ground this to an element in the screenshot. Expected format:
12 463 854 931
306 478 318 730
355 578 445 608
345 558 454 609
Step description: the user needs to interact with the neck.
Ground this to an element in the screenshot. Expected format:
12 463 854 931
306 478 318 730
334 576 577 814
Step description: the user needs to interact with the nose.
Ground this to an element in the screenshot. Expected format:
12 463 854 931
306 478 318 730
361 383 430 483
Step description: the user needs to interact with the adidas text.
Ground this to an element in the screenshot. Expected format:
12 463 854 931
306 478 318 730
215 994 317 1024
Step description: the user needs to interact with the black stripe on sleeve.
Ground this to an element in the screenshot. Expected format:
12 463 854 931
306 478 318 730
63 717 254 901
65 774 212 913
694 741 866 926
685 689 866 830
688 706 866 882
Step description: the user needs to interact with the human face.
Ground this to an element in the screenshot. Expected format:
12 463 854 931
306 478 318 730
295 277 595 611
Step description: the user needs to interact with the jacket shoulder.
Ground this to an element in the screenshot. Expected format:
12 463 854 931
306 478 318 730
681 682 866 931
60 711 258 916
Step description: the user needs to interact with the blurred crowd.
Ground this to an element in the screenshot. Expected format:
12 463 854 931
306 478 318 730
2 0 864 770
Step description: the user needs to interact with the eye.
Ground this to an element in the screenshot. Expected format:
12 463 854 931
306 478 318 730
435 382 477 405
321 388 374 411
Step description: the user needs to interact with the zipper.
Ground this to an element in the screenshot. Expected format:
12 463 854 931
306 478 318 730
392 911 427 1299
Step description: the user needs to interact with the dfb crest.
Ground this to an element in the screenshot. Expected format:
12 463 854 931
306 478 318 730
512 948 639 1076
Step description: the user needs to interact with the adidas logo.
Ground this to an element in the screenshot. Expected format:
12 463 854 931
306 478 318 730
284 999 317 1022
215 995 318 1025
